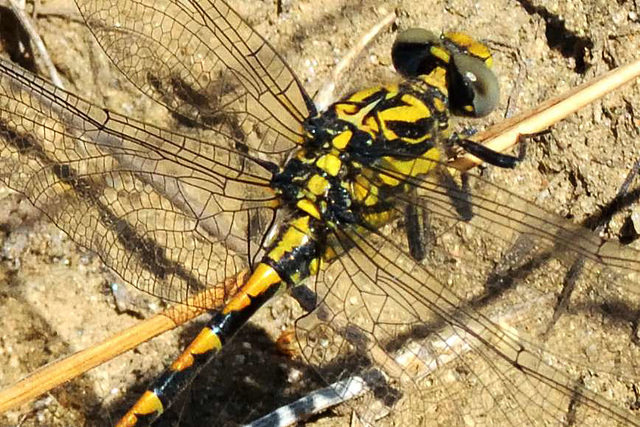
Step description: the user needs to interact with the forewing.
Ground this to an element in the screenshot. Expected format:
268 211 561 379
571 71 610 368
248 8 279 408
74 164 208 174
0 57 277 307
73 0 314 157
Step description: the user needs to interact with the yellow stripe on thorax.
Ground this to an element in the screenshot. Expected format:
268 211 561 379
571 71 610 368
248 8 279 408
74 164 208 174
377 93 433 141
346 86 382 103
334 92 383 128
378 94 431 124
379 147 442 187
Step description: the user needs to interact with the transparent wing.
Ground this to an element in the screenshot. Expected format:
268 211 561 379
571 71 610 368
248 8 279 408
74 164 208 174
297 163 640 426
74 0 315 157
0 57 277 306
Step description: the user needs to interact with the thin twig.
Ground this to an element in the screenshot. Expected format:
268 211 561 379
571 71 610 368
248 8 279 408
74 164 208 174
8 0 64 89
0 271 246 413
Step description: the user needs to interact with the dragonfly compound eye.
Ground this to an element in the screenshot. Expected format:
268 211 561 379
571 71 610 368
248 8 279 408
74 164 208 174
391 28 441 78
392 28 499 118
449 52 500 117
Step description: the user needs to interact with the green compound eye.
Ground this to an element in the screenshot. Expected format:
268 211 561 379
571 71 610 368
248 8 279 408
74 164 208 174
449 52 500 117
392 28 500 118
391 28 441 78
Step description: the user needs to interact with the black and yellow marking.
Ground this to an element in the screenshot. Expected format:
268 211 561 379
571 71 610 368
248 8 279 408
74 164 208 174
444 32 493 67
118 28 507 426
118 215 324 426
316 153 342 176
116 264 283 426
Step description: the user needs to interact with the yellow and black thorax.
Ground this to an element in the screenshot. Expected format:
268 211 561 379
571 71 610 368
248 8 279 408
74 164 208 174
267 30 499 286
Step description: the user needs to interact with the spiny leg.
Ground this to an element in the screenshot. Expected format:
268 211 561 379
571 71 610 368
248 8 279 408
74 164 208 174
404 168 474 263
451 130 529 169
404 194 434 262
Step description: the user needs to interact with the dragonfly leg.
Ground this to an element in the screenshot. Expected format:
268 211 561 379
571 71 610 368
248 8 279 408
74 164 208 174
405 167 476 262
404 201 433 262
451 127 540 168
456 136 520 168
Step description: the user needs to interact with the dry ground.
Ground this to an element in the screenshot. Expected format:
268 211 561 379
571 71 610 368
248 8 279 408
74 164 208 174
0 0 639 426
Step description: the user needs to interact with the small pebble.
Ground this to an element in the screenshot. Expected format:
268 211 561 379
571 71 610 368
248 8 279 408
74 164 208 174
631 210 640 234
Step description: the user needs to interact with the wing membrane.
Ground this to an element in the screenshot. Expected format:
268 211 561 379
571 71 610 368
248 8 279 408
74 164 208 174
0 57 276 305
74 0 315 156
0 2 638 425
298 162 640 426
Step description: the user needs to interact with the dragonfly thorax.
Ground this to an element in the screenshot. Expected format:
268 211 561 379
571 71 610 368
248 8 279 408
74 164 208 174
272 77 454 235
270 118 360 228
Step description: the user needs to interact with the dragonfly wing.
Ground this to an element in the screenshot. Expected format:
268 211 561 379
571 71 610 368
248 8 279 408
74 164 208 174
73 0 315 157
297 165 640 426
0 57 277 307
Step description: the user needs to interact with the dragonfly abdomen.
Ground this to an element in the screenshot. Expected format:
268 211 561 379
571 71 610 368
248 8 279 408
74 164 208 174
116 215 323 426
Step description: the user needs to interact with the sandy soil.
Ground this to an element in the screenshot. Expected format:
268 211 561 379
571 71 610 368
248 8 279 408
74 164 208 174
0 0 638 426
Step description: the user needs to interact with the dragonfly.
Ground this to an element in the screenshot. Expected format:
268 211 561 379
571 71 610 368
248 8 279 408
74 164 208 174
0 0 638 426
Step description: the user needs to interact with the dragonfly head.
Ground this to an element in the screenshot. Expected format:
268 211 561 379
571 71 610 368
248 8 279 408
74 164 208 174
392 28 499 118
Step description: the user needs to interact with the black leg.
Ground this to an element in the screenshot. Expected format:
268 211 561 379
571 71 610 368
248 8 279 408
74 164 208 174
456 138 520 168
440 170 474 221
404 201 433 262
452 128 546 169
